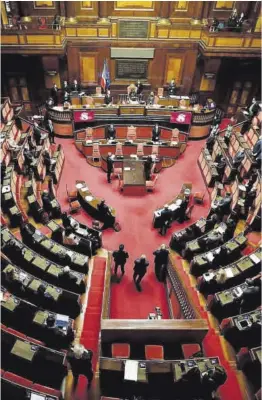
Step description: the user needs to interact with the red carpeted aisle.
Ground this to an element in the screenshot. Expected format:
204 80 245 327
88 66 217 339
56 134 243 399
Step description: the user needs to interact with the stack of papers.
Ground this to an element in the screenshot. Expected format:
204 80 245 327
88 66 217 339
124 360 138 381
250 254 260 264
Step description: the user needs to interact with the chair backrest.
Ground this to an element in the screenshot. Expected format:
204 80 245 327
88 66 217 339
152 144 159 155
127 126 137 141
157 87 164 97
172 128 179 140
115 142 123 156
85 127 93 140
96 87 102 95
137 143 144 156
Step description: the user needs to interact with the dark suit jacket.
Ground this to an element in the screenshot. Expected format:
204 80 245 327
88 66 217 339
33 126 42 145
153 249 169 265
113 249 129 264
133 258 149 274
152 126 161 141
160 208 172 224
104 95 112 105
106 156 114 172
50 87 58 99
71 83 81 92
106 127 116 139
168 84 176 95
135 83 144 94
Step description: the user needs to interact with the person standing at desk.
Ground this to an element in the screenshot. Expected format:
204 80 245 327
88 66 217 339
104 89 112 105
106 152 114 183
46 118 55 144
106 124 116 140
152 124 161 142
112 244 129 277
144 156 153 180
153 244 169 282
50 84 58 106
62 80 70 94
71 79 81 93
176 197 189 223
135 80 144 97
147 91 155 105
159 204 173 236
66 344 93 390
33 120 45 146
168 79 176 96
133 255 149 291
97 199 116 230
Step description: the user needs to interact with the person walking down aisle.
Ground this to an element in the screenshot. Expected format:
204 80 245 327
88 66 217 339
153 244 170 282
113 244 129 278
133 255 149 292
66 344 93 391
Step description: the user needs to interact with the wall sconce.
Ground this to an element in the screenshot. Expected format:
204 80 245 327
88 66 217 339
66 17 77 24
157 18 171 26
97 17 111 25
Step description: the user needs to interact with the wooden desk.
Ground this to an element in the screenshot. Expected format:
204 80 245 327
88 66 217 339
123 160 146 195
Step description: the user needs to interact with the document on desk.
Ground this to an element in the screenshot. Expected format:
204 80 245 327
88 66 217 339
225 268 234 278
250 253 260 264
206 252 214 262
124 167 131 171
124 360 138 381
169 203 178 211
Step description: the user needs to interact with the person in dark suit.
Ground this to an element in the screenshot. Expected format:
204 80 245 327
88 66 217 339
211 245 228 269
106 124 116 140
217 192 232 219
104 89 112 105
97 200 116 230
24 148 37 173
133 255 149 291
240 284 261 314
62 80 70 94
112 244 129 276
106 152 114 183
152 124 161 142
46 118 55 144
206 132 216 153
144 156 153 180
205 214 218 232
168 79 176 96
33 121 43 146
66 344 93 390
71 79 81 93
135 80 144 95
200 365 227 396
42 190 61 219
176 197 189 223
59 266 78 285
50 84 58 106
153 244 169 282
147 91 155 105
216 157 226 181
244 187 256 214
159 204 172 236
43 150 55 175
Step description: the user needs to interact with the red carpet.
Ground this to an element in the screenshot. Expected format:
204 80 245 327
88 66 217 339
56 134 243 399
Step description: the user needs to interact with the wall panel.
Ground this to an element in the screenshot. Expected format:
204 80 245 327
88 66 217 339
165 56 183 84
80 53 97 83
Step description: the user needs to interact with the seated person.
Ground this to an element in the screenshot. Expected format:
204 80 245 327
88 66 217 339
201 365 227 394
24 148 37 172
243 97 261 118
159 204 173 236
33 121 46 146
206 132 216 152
63 226 92 256
152 123 161 142
216 157 227 181
71 79 81 93
212 245 228 269
210 17 219 32
43 150 56 174
244 187 256 214
62 80 70 94
58 266 78 285
252 137 262 159
224 124 233 146
106 124 116 140
227 8 238 30
233 150 245 168
240 284 261 314
6 137 21 155
46 314 56 328
168 79 176 96
147 91 155 105
27 135 37 153
217 192 232 219
205 214 218 232
135 80 144 95
104 89 112 105
42 190 61 219
223 218 236 241
63 90 71 104
128 84 137 101
97 199 116 230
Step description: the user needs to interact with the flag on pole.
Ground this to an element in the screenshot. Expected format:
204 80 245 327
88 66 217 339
101 59 110 92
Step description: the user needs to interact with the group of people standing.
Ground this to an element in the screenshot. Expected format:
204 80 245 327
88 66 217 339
112 243 170 291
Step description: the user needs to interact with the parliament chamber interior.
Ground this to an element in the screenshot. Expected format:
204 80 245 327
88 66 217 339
1 1 262 399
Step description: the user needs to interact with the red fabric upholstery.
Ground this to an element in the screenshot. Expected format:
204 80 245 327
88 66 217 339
6 327 26 339
112 343 130 359
4 372 33 388
182 343 201 359
32 384 61 397
145 345 164 360
27 337 45 346
220 317 231 330
1 369 5 376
